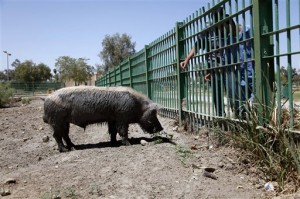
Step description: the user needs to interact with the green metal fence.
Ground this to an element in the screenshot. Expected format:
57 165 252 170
271 0 300 130
10 81 65 96
96 0 300 132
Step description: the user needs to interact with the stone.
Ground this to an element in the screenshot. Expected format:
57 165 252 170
140 140 148 146
5 178 16 184
42 136 49 142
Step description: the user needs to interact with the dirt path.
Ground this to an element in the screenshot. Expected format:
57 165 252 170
0 99 271 199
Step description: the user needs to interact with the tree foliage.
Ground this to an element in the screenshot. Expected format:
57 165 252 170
0 71 7 81
98 33 136 72
279 66 300 84
14 60 52 82
0 59 21 81
55 56 94 86
11 59 21 69
95 63 105 78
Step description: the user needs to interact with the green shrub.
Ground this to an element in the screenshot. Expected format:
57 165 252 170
21 97 31 105
0 83 13 108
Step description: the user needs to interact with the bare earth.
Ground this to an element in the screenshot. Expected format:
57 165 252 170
0 99 277 199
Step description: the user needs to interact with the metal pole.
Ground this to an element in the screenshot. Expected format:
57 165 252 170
175 21 184 125
3 51 11 81
253 0 274 125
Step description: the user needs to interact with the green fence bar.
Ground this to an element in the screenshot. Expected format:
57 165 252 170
176 22 184 124
274 0 282 126
130 49 147 95
286 0 294 128
144 45 150 98
120 59 130 87
253 0 275 123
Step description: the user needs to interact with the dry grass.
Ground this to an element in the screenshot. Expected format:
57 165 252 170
213 99 300 194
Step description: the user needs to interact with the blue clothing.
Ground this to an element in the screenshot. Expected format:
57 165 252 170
239 26 253 89
225 25 254 116
195 29 227 116
194 24 254 117
225 25 253 82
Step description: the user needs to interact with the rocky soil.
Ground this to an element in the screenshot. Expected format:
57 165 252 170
0 99 284 199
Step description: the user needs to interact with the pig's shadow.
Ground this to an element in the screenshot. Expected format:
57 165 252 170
74 136 176 150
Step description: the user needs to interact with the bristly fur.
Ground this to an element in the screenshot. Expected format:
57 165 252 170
43 86 163 152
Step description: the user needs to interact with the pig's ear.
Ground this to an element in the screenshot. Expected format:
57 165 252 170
149 103 162 111
142 100 162 112
148 103 162 116
142 100 150 110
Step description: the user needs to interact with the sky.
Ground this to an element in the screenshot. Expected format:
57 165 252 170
1 0 299 73
0 0 211 71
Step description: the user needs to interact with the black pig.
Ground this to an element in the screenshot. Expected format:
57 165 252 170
43 86 163 152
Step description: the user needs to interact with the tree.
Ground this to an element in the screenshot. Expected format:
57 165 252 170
55 56 94 86
0 71 6 82
280 66 288 84
279 66 300 85
53 68 59 81
14 60 34 82
8 59 21 81
95 63 105 78
98 33 136 72
11 59 21 69
293 68 300 85
14 60 52 82
35 63 52 81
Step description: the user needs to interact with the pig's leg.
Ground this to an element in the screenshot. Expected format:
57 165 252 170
52 124 69 152
108 121 117 145
62 123 75 150
118 124 130 146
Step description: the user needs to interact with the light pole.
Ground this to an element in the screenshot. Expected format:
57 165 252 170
3 51 12 81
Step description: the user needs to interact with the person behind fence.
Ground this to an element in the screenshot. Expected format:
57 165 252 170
180 7 237 117
226 24 254 117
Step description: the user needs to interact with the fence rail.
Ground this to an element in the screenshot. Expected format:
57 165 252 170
96 0 300 132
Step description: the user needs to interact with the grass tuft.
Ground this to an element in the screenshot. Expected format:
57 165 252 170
213 97 300 193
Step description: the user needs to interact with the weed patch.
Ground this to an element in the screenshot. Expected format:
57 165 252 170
214 99 300 193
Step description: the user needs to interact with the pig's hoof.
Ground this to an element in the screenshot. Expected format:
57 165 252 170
69 146 76 151
58 146 70 153
110 141 118 147
122 140 131 146
67 144 76 151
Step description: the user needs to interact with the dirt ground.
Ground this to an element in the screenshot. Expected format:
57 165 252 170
0 99 284 199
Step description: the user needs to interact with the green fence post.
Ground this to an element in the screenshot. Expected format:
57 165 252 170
119 64 123 86
128 57 132 88
114 68 116 86
107 72 110 86
144 45 151 98
106 73 109 86
253 0 275 124
285 0 294 129
176 22 184 125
